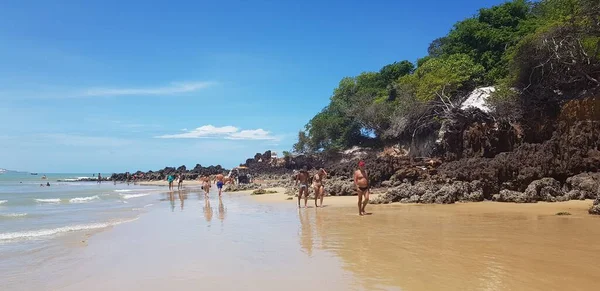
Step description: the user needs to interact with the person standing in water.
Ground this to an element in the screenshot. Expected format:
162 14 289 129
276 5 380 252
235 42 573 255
177 173 184 190
295 166 310 208
167 174 175 191
215 173 225 197
312 168 328 207
354 161 370 216
97 173 102 184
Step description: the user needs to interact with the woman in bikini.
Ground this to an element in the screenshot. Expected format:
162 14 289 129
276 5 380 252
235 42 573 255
312 168 328 207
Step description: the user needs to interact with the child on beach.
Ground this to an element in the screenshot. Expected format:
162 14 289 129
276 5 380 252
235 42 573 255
167 174 175 191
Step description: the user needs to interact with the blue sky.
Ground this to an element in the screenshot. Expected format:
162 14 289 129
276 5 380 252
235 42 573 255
0 0 507 173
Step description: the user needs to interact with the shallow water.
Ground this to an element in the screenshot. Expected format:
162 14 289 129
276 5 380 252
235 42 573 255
2 188 600 290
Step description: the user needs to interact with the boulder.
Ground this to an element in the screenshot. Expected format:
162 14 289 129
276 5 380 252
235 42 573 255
524 178 563 202
492 190 533 203
589 198 600 215
564 172 600 199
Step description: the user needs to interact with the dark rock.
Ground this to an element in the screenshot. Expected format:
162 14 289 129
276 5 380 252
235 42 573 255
589 198 600 215
564 172 600 199
524 178 562 202
492 190 533 203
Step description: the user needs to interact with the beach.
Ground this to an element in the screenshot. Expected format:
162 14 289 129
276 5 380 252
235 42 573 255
3 178 600 291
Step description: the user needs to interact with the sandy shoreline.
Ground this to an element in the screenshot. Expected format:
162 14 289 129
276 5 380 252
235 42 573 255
135 180 597 215
138 180 203 187
242 186 596 215
4 183 599 291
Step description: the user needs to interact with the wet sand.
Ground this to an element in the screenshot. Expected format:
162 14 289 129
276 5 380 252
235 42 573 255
4 188 600 291
138 180 204 187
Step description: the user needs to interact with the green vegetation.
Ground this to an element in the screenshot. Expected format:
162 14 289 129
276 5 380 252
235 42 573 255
293 0 600 153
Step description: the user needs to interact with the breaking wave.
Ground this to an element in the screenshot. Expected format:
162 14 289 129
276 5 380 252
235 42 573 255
69 196 100 203
0 218 137 241
120 193 149 200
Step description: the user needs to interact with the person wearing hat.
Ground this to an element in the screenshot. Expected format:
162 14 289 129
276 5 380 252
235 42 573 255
353 160 370 215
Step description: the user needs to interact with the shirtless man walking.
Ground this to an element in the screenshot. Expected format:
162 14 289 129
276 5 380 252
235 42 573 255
354 161 370 216
295 166 310 208
215 173 225 197
312 168 327 207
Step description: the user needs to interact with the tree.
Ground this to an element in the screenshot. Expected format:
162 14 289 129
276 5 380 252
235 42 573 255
398 54 485 102
433 0 535 83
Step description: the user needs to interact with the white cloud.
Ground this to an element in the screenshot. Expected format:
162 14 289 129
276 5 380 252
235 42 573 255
155 125 277 141
82 81 216 97
227 129 273 140
0 81 217 99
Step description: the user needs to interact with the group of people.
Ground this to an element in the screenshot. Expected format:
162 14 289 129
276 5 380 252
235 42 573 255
295 160 371 216
167 173 185 191
166 172 229 197
294 167 328 208
163 161 371 216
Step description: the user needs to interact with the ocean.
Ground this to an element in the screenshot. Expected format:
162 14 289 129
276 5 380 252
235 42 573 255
0 172 163 264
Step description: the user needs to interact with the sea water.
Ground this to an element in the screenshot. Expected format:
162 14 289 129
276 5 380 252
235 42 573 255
0 172 162 262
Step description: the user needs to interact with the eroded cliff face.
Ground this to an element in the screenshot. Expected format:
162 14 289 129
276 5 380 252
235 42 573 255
241 96 600 210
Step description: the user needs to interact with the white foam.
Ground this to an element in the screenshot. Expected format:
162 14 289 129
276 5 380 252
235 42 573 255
69 195 100 203
35 198 61 204
120 193 149 200
0 213 27 218
143 203 154 208
0 218 137 241
114 189 133 193
0 200 7 205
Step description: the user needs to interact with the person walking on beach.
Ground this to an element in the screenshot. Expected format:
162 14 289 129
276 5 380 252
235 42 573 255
313 168 328 208
177 174 184 190
295 166 310 208
354 161 370 216
201 175 211 197
215 173 225 197
167 174 175 191
97 173 102 184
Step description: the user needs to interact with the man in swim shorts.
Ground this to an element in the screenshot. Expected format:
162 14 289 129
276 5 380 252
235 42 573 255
215 173 225 197
354 161 370 216
295 166 310 208
312 168 327 207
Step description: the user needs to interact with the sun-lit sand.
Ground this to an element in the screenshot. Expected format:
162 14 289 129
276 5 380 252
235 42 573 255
8 184 599 291
245 187 383 207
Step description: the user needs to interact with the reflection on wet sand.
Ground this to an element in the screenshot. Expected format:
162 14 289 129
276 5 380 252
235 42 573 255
298 209 313 257
297 204 600 290
218 197 226 222
203 198 213 222
178 191 187 211
169 192 175 212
